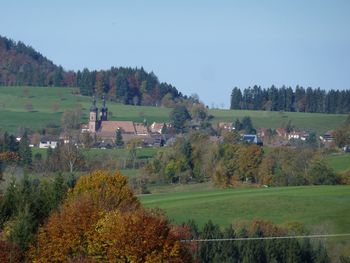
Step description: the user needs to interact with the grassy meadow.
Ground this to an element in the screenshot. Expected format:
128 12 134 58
326 153 350 173
0 86 347 134
140 185 350 233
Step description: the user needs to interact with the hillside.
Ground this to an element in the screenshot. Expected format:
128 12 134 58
0 86 347 134
0 35 185 106
140 185 350 231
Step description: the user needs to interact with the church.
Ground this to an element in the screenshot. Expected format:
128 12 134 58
88 96 149 141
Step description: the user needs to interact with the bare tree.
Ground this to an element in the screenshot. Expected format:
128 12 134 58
60 142 84 173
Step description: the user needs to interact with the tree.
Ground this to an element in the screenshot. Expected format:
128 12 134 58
115 128 124 148
241 116 256 134
87 209 192 262
190 103 208 123
18 131 32 166
230 87 242 109
170 105 191 133
29 171 191 262
61 108 82 130
334 124 350 148
79 131 93 149
307 156 339 185
59 142 84 173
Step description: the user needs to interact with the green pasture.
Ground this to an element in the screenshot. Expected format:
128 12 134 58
31 147 158 160
0 86 170 133
0 86 347 134
326 153 350 173
210 109 346 134
140 185 350 233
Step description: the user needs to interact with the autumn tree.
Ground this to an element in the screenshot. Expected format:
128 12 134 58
29 170 191 262
88 209 192 262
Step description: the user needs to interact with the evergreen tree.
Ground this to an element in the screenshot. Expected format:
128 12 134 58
18 131 32 166
115 129 124 148
230 87 242 109
170 105 191 133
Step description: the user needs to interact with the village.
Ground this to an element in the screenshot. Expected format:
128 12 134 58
23 96 337 151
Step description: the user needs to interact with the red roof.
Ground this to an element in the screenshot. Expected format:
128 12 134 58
99 121 136 134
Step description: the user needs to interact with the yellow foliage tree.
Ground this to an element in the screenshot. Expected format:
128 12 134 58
68 170 140 212
29 171 191 262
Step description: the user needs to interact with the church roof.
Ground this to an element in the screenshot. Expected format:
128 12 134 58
99 121 136 135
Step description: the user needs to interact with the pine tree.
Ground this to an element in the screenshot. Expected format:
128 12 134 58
115 129 124 148
18 131 32 166
230 87 242 109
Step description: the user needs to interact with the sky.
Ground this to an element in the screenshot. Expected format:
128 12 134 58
1 0 350 108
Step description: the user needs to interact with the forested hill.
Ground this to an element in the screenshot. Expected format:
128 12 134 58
230 86 350 114
0 35 185 106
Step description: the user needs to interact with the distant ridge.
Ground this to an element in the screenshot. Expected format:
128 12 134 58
0 35 186 106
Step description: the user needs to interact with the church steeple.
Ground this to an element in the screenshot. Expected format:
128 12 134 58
100 94 108 121
89 96 98 133
90 96 98 113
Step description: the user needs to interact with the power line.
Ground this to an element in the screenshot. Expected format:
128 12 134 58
181 233 350 243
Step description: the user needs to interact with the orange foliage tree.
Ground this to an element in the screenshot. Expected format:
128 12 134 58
88 209 192 262
29 170 191 262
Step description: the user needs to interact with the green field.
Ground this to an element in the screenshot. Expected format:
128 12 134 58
140 185 350 233
0 86 347 134
210 109 346 134
327 153 350 173
0 86 171 133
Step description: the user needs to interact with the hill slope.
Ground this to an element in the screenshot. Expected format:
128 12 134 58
0 86 347 134
140 185 350 232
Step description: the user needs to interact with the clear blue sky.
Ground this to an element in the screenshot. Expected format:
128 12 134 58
1 0 349 107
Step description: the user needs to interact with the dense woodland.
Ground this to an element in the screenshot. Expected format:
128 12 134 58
230 86 350 114
0 35 185 106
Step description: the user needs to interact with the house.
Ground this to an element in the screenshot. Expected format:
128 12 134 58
135 123 149 136
80 124 89 133
257 128 268 138
275 128 287 138
242 134 263 146
217 122 234 131
150 122 166 134
299 132 309 141
320 130 334 143
143 135 164 147
39 137 58 149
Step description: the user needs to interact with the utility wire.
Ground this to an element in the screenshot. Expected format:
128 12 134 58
181 233 350 242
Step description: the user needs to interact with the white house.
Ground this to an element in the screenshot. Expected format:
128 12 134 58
39 140 58 149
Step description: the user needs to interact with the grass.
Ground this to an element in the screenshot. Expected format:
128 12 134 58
140 185 350 233
209 109 346 134
0 86 347 134
326 153 350 173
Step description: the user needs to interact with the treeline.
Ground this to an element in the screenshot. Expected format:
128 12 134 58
0 35 185 106
145 132 347 187
230 85 350 114
180 219 330 263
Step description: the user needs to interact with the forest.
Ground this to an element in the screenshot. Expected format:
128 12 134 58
0 35 186 106
230 86 350 114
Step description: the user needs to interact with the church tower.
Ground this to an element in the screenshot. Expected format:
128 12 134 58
89 96 98 133
100 94 108 121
